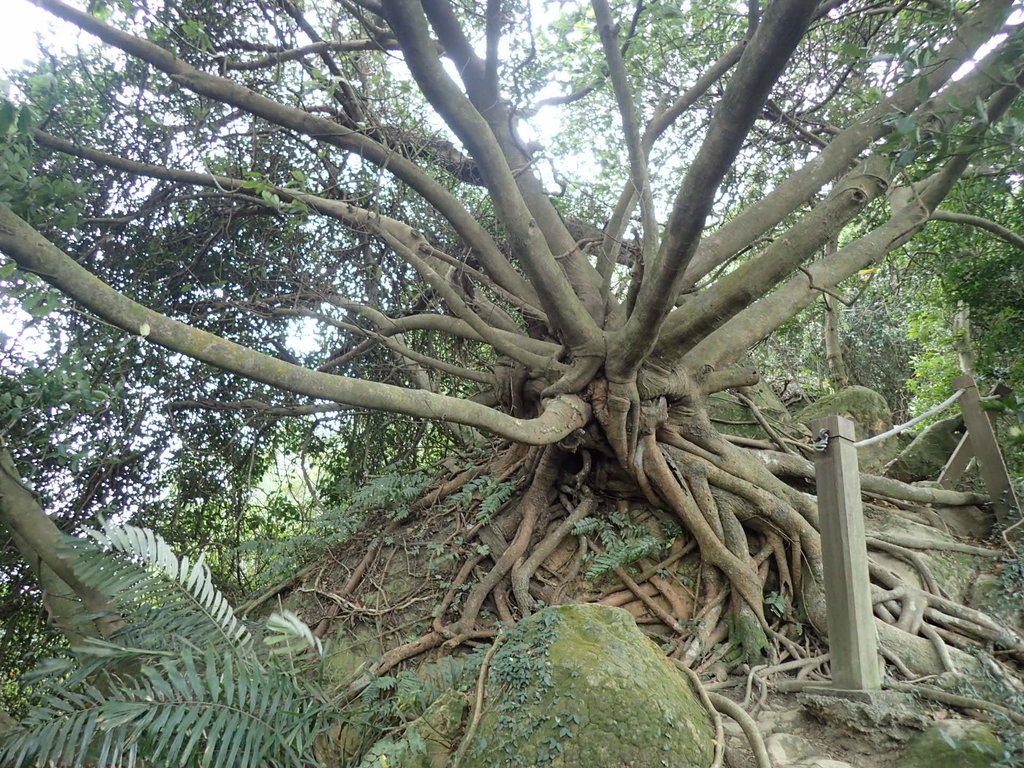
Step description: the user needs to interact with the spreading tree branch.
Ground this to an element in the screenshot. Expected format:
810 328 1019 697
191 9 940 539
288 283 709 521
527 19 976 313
0 444 124 640
674 0 1017 292
684 80 1024 371
592 0 658 299
655 157 891 358
931 209 1024 250
383 0 607 349
608 0 819 379
0 206 589 444
30 129 556 372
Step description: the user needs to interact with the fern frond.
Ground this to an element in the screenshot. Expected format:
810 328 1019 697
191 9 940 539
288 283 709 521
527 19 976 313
1 647 329 768
586 535 664 580
476 478 519 523
66 520 252 652
265 609 324 659
571 517 604 536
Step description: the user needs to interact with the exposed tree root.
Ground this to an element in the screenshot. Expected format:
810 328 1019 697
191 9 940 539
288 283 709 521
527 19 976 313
451 631 506 768
677 662 725 768
513 494 596 616
886 682 1024 727
444 446 562 637
303 410 1020 727
705 690 772 768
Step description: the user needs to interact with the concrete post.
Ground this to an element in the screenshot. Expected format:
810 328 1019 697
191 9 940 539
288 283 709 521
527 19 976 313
812 415 881 691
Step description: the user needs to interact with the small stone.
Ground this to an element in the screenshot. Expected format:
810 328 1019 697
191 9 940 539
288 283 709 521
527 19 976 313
765 732 815 765
773 707 806 725
722 719 744 737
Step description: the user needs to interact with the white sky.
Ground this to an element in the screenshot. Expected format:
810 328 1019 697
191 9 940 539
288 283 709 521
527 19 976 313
0 2 64 77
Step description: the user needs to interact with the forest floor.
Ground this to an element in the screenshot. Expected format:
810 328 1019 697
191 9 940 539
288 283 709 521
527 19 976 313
721 685 996 767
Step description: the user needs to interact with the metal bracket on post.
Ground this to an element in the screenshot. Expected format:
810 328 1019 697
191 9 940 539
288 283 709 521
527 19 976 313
811 414 881 693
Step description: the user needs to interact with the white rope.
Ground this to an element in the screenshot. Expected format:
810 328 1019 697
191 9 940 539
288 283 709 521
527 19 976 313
852 388 966 449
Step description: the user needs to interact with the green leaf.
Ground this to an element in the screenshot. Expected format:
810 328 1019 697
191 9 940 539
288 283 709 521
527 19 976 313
0 100 15 134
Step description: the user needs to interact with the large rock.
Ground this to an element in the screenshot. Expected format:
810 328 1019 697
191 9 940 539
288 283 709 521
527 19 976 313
707 380 796 441
899 720 1005 767
796 386 898 472
461 604 714 768
885 415 964 482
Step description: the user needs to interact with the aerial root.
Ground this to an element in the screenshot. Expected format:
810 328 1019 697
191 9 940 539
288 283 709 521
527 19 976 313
886 682 1024 727
676 662 725 768
872 579 1024 660
919 623 957 673
641 434 768 627
512 493 596 616
433 554 486 634
868 537 945 597
328 432 1014 707
704 690 772 768
675 657 772 768
450 632 506 768
443 446 562 636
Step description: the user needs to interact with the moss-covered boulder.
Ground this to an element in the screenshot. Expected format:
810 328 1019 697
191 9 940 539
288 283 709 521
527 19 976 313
900 720 1005 767
796 386 898 472
461 604 714 768
707 380 795 440
885 415 964 482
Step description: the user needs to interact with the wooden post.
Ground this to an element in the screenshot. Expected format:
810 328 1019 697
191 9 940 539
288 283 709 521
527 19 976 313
812 415 881 691
953 375 1019 524
939 382 1011 489
938 434 974 489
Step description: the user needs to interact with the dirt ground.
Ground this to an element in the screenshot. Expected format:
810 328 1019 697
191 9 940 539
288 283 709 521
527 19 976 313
720 687 969 768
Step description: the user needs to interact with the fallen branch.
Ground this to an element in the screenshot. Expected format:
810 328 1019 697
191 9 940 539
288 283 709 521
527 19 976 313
451 633 506 768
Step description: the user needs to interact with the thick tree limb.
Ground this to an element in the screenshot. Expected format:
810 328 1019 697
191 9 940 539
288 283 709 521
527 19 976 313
673 0 1017 292
608 0 819 379
419 0 608 323
30 130 557 372
382 0 606 351
222 39 398 70
656 158 890 356
592 0 658 291
0 206 589 444
599 41 747 304
0 444 123 640
755 450 988 507
685 80 1024 371
270 306 496 384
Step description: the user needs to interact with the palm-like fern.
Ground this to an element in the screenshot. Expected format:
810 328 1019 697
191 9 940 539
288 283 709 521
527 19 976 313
0 521 334 768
